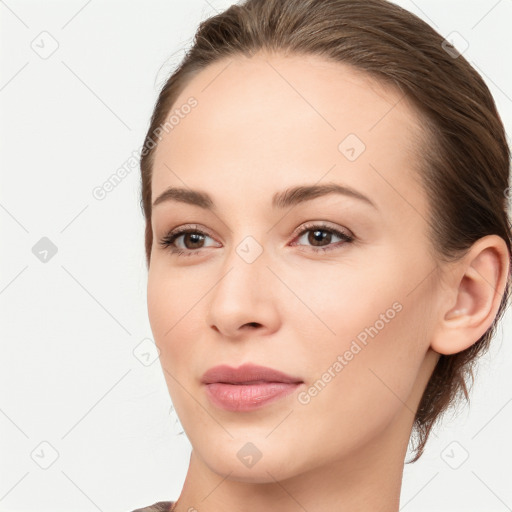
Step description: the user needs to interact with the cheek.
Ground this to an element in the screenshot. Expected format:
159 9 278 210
147 268 171 342
278 257 402 352
291 297 430 466
147 266 188 353
289 253 434 409
147 263 212 373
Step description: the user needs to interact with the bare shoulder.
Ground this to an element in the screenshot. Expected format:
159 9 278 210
130 501 175 512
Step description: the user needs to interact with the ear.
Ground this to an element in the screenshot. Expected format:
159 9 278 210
430 235 510 355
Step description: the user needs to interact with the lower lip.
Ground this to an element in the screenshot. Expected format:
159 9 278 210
204 382 302 412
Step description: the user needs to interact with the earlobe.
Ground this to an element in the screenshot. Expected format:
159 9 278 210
430 235 510 356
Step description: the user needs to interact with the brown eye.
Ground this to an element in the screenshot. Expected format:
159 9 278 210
159 226 220 256
307 229 333 247
180 232 206 249
293 223 354 253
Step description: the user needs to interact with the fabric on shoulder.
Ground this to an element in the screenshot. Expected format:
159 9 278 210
130 501 174 512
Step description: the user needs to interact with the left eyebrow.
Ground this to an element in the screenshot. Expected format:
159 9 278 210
152 182 377 211
272 183 377 210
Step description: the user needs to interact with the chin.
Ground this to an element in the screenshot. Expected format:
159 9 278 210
194 435 304 483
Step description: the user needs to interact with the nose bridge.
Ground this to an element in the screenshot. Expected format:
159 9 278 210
213 234 268 308
206 233 280 336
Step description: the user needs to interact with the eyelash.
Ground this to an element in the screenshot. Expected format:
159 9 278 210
158 222 354 257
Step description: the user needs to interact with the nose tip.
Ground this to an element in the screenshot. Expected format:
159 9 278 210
206 257 280 339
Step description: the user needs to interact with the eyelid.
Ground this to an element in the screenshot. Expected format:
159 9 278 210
161 223 221 247
290 220 353 240
170 223 216 238
159 220 354 256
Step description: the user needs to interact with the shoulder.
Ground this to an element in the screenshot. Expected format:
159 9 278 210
130 501 174 512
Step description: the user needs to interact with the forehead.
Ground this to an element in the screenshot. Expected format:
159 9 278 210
151 52 428 220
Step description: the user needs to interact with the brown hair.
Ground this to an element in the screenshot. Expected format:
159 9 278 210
139 0 512 462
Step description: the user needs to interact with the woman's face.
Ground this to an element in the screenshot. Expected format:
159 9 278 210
147 53 442 481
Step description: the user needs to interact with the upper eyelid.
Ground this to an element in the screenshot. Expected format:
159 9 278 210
292 221 352 236
168 221 347 235
170 224 218 241
165 222 352 245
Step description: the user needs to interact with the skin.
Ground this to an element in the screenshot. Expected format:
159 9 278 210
146 52 509 512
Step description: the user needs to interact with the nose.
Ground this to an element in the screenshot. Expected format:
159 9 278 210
205 243 281 340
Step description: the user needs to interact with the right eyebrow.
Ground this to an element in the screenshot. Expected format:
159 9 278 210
152 187 214 210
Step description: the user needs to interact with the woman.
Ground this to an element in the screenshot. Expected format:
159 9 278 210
132 0 511 510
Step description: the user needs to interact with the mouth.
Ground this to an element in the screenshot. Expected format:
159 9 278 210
201 363 304 412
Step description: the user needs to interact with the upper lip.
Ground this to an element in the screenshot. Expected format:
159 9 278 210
201 363 303 385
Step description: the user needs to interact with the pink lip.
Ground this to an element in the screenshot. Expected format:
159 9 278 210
201 363 303 412
201 363 302 385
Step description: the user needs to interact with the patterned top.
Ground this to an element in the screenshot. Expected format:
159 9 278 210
131 501 175 512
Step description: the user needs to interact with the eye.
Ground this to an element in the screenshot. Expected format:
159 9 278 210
290 222 354 253
158 224 220 256
158 222 354 258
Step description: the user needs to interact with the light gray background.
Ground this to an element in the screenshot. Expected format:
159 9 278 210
1 1 511 511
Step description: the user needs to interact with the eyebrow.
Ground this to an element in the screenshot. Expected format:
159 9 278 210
152 183 377 211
